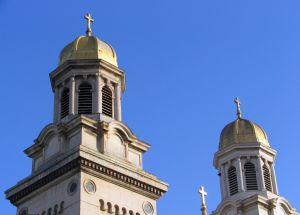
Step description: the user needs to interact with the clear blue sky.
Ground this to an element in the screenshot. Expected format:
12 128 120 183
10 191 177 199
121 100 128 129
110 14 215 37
1 0 300 214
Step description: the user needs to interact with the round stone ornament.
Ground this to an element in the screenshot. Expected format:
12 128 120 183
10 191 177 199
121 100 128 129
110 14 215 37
84 179 96 194
143 202 154 214
67 180 78 195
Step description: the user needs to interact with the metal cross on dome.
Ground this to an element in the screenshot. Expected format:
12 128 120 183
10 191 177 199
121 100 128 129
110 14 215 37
84 13 94 36
198 186 207 205
234 97 242 119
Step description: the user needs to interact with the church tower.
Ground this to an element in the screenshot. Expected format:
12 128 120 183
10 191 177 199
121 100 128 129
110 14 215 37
5 14 168 215
212 98 299 215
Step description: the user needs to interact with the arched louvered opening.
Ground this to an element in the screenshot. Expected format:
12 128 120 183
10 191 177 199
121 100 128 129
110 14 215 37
60 88 69 118
102 85 113 117
263 165 272 192
228 166 238 196
78 83 92 114
244 162 258 190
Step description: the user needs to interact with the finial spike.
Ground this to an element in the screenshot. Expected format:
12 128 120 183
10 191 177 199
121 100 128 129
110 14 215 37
198 186 208 215
84 13 94 36
234 97 242 119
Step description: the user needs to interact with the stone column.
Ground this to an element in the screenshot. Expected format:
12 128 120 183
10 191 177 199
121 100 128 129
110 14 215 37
222 164 229 198
114 83 122 121
54 87 59 122
236 157 245 192
270 162 278 194
95 74 102 114
219 165 226 199
256 156 265 191
69 76 75 115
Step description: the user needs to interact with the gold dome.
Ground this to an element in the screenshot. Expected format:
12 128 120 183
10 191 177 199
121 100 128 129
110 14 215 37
58 36 118 67
219 118 269 150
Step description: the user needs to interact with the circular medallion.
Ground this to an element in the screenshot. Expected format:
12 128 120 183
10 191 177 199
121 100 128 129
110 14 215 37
67 180 78 195
143 202 154 215
84 179 96 194
19 208 28 215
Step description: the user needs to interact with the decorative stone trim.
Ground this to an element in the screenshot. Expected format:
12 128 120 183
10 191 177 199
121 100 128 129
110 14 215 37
7 157 165 204
79 157 164 196
99 198 142 215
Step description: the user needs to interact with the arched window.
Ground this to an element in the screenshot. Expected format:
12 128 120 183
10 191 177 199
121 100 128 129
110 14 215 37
129 210 134 215
107 202 113 213
102 85 113 117
228 166 238 196
100 199 106 211
114 205 120 215
122 207 127 215
60 88 69 118
263 165 272 192
78 83 92 114
244 162 258 190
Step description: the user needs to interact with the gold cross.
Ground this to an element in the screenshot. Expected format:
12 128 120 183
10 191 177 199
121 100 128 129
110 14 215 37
84 13 94 36
198 186 207 205
234 97 242 119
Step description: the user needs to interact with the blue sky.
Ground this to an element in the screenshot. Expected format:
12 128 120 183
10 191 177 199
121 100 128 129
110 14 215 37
1 0 300 214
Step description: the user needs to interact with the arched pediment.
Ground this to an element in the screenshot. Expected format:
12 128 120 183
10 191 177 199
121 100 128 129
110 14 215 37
108 121 136 142
24 123 58 158
35 123 58 145
108 121 150 152
277 197 296 213
214 200 236 215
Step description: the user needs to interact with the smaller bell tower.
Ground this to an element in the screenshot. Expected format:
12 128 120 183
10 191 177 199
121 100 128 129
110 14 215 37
5 14 168 215
212 98 299 215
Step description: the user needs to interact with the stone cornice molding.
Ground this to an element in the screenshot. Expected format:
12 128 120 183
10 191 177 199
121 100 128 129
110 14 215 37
214 143 277 168
5 156 167 205
50 59 125 92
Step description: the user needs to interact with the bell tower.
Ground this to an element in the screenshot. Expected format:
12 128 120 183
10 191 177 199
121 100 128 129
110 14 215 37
6 14 168 215
212 98 299 215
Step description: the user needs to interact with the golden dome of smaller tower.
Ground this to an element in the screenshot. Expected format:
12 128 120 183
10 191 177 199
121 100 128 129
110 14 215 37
219 118 269 149
219 98 269 150
58 13 118 67
58 36 118 67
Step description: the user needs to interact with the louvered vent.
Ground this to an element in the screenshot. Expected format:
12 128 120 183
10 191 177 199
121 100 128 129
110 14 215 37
244 162 258 190
263 165 272 192
61 88 69 119
78 83 92 114
102 86 113 117
228 166 238 196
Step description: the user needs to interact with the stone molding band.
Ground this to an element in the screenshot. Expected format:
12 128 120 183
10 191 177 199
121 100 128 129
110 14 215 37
7 157 165 204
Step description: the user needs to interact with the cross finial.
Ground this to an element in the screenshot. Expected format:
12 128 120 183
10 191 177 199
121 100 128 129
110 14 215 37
198 186 208 215
84 13 94 36
234 97 242 119
198 186 207 205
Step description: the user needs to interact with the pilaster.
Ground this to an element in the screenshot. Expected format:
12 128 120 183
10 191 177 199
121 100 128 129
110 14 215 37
70 76 75 115
236 157 245 192
256 156 265 191
54 87 59 122
269 162 278 194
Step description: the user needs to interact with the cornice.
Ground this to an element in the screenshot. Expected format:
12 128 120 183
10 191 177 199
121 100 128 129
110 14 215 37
6 156 167 205
49 59 125 92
